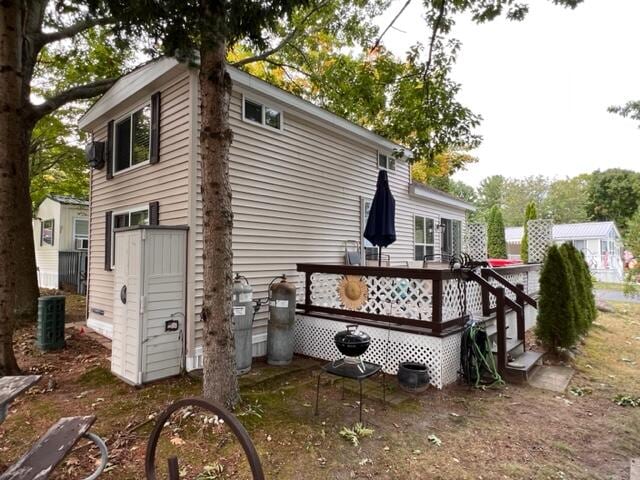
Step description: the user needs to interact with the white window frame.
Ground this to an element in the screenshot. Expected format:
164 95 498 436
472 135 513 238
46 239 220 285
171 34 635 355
110 205 149 268
360 197 379 262
73 217 89 251
241 94 284 132
41 218 55 247
113 102 152 176
413 214 436 261
377 151 396 171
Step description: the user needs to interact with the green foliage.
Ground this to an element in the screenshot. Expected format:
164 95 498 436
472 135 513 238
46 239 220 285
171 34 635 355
586 169 640 233
29 115 88 209
536 245 578 351
559 243 593 335
486 205 507 259
608 100 640 126
544 175 590 224
339 423 374 446
625 207 640 257
520 202 537 263
477 175 505 214
613 394 640 407
29 24 135 208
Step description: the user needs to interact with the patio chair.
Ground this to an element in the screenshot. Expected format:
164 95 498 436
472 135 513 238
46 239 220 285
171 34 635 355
344 240 361 265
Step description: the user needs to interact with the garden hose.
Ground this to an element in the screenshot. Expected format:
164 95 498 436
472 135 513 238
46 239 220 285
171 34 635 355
460 319 504 387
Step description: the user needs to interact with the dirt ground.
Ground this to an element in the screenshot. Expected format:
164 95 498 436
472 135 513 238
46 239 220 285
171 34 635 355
2 303 640 479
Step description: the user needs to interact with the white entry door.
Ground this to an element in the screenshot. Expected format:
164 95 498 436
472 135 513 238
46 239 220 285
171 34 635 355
111 230 143 384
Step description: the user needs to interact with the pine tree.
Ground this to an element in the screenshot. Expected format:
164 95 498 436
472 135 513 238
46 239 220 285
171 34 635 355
487 205 507 259
559 243 587 335
536 245 578 351
521 202 538 263
576 247 597 325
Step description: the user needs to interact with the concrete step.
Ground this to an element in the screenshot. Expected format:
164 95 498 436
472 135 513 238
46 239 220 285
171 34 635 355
504 350 545 382
492 338 522 356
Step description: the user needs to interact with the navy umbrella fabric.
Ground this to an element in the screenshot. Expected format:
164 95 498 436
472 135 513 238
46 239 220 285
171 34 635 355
364 170 396 266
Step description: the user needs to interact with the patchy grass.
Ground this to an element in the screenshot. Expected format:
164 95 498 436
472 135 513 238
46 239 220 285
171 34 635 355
1 305 640 479
595 281 626 292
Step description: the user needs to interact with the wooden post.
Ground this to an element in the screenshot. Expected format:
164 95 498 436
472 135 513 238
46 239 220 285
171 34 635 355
304 271 312 314
481 269 491 316
432 279 442 334
516 283 526 345
168 457 180 480
495 287 507 376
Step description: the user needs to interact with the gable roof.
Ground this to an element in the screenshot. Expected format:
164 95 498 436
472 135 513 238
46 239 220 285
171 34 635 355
505 221 620 243
49 195 89 207
78 57 409 157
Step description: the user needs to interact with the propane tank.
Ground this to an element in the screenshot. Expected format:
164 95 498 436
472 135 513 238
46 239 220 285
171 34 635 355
232 274 254 375
267 275 297 365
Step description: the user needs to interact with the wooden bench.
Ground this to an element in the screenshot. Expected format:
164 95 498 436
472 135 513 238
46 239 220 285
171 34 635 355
1 416 97 480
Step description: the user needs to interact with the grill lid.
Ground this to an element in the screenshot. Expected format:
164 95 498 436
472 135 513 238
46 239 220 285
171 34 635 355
334 324 370 346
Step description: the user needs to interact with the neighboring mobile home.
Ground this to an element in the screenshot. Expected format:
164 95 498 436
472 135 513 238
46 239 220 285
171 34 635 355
32 195 89 293
78 57 475 382
506 221 624 282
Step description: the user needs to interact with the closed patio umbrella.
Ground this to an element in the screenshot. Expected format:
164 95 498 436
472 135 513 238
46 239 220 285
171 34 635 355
364 170 396 266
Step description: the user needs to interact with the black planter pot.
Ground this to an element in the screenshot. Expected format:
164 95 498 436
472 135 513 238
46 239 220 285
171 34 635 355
397 361 430 393
334 325 370 357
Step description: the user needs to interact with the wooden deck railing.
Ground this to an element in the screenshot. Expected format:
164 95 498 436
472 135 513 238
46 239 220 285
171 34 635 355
295 262 542 337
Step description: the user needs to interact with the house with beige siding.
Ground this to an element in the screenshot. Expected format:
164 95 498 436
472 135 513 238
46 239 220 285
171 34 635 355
33 195 89 293
79 57 478 384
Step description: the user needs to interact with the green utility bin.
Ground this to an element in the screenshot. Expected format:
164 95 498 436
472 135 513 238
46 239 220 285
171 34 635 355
37 296 66 351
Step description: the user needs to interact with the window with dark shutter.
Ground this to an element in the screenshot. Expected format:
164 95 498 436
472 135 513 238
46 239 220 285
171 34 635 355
150 92 161 164
149 201 159 225
106 121 114 180
104 211 112 271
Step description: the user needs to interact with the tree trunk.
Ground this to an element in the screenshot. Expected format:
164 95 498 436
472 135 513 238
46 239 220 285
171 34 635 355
199 41 239 408
14 130 39 327
0 0 24 375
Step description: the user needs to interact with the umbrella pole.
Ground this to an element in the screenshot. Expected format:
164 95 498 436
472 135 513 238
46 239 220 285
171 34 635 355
378 246 382 267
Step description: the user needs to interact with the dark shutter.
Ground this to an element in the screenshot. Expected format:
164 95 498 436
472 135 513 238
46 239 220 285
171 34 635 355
149 201 159 226
150 92 161 164
40 222 43 247
106 120 114 180
51 219 55 246
104 211 112 271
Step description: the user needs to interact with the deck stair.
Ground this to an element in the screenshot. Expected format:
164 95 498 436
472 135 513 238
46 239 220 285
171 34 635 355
467 267 543 384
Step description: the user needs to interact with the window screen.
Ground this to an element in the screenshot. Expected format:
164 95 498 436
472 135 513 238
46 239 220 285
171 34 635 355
115 117 132 172
132 106 151 165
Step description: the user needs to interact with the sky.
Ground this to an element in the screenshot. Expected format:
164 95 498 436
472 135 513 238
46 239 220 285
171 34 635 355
375 0 640 186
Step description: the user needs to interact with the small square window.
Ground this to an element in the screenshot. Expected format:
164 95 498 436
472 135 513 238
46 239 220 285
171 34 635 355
244 99 263 123
378 152 395 171
265 108 281 129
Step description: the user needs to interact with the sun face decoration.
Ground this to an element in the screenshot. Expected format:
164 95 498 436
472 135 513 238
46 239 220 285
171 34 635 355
338 275 369 310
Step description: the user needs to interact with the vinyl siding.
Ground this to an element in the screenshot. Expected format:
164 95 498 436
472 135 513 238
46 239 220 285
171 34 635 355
191 81 466 350
87 72 192 332
33 198 61 288
59 205 89 251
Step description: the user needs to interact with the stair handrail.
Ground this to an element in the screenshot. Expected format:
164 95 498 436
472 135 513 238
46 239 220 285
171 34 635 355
460 269 523 314
482 268 538 309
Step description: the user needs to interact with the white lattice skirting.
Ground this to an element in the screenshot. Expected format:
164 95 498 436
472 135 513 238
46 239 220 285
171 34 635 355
294 314 462 389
